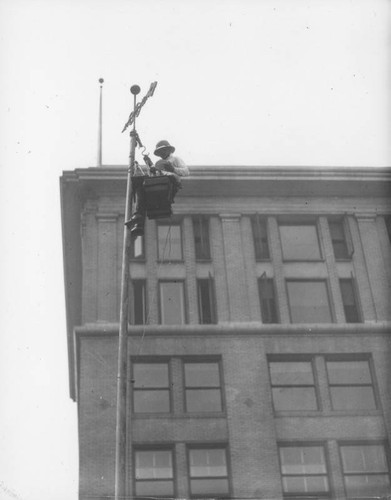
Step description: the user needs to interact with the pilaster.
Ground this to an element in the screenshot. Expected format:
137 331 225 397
220 214 250 321
356 213 391 321
96 213 119 322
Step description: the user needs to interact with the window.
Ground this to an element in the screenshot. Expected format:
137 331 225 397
340 443 391 498
132 361 170 413
279 445 330 497
130 234 145 260
258 276 278 323
131 280 146 325
159 281 186 324
287 280 332 323
279 222 322 261
340 279 360 323
251 215 270 260
188 447 229 497
326 359 377 411
385 216 391 244
184 361 223 412
197 278 216 324
134 448 174 497
193 216 211 260
269 359 318 411
328 218 351 260
158 223 182 261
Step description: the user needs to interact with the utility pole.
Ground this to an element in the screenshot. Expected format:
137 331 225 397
115 84 140 500
115 82 157 500
97 78 104 166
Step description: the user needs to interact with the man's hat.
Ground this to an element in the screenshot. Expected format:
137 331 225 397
154 140 175 156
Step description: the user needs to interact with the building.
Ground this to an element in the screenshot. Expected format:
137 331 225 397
60 166 391 500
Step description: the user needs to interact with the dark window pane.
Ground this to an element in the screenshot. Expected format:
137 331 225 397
272 387 318 411
386 216 391 243
133 363 169 388
270 361 314 385
287 281 332 323
185 362 220 386
259 279 278 323
134 390 170 413
280 224 321 260
158 224 182 260
133 280 146 325
159 281 185 324
251 216 270 260
186 389 222 412
133 363 170 413
329 220 349 259
190 478 229 495
340 279 360 323
185 363 222 413
197 279 216 324
330 386 376 410
327 360 371 384
193 216 211 260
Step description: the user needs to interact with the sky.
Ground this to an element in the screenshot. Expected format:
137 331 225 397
0 1 390 499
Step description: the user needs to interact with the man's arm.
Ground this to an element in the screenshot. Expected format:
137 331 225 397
170 156 189 177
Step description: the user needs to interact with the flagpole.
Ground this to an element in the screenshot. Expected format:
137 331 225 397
114 84 140 500
97 78 104 166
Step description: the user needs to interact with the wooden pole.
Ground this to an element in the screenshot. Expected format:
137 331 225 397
114 84 140 500
97 78 104 166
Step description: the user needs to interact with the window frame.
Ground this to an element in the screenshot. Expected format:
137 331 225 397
193 215 211 261
130 279 147 325
328 217 353 261
130 234 145 261
258 275 279 324
131 358 172 414
384 215 391 244
278 219 323 262
157 220 184 262
286 279 334 324
250 214 270 261
268 356 320 413
187 444 231 498
183 358 225 414
278 442 331 498
325 355 378 412
339 278 362 324
338 441 391 499
133 445 176 498
158 279 187 325
197 277 217 324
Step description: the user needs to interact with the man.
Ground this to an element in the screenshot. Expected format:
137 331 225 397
126 140 189 235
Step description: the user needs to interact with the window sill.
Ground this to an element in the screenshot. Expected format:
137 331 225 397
132 412 226 419
274 409 382 418
282 259 325 263
157 259 184 264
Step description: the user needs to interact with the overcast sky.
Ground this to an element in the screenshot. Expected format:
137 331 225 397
0 1 390 499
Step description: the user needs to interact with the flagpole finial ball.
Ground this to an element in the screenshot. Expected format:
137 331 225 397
130 85 141 95
99 78 104 84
